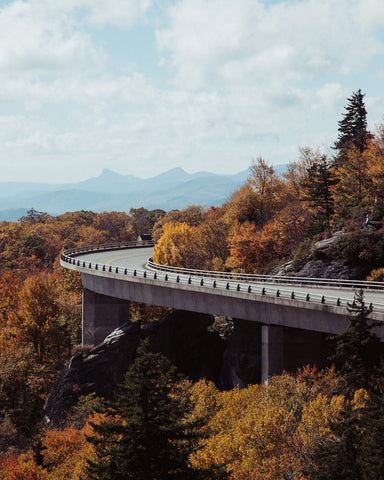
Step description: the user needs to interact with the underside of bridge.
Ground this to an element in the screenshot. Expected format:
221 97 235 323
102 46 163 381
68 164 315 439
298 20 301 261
82 288 332 383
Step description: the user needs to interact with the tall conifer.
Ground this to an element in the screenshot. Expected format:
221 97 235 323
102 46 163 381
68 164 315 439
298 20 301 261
331 289 383 396
85 340 214 480
334 89 371 164
302 155 338 231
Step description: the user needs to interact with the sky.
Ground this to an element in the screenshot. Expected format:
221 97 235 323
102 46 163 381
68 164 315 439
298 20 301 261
1 0 384 183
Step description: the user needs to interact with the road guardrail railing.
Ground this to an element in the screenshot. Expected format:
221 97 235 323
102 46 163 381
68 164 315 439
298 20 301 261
60 242 384 315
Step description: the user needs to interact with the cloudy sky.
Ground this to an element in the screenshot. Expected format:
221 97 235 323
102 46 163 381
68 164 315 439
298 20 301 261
1 0 384 183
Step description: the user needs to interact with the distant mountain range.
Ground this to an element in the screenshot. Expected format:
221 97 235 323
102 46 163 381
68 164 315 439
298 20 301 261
0 165 288 221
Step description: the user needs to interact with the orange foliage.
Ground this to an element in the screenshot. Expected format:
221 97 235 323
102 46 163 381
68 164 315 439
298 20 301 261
0 454 46 480
228 220 286 273
40 412 105 480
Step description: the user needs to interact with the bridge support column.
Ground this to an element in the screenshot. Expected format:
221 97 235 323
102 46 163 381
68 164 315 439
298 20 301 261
261 325 284 383
82 289 131 346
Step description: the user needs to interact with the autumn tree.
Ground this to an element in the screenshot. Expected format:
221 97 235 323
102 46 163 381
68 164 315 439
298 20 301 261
223 183 262 226
153 222 204 268
363 124 384 218
92 211 132 242
128 207 165 238
248 157 283 226
309 390 367 480
0 344 47 448
152 205 204 242
38 412 105 480
9 272 72 369
333 146 371 220
190 371 344 480
19 209 53 224
0 454 47 480
227 218 297 273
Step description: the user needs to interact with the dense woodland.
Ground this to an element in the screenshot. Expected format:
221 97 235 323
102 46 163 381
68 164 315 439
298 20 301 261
1 90 384 478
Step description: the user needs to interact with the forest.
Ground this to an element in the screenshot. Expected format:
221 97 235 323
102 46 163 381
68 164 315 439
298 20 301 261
1 90 384 478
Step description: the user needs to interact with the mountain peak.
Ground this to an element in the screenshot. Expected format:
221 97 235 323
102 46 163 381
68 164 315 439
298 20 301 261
100 168 120 177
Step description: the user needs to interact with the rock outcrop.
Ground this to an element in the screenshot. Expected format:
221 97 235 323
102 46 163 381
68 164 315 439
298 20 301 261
219 319 262 389
45 310 225 426
295 259 356 279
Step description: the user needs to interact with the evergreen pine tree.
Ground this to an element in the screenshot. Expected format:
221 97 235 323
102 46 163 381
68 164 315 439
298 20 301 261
309 397 364 480
302 155 338 231
309 291 384 479
331 289 383 396
85 339 216 480
358 365 384 479
334 89 371 164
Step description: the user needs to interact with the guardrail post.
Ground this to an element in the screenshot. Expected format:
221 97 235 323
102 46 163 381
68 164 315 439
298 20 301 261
133 269 137 276
237 284 240 291
109 266 112 272
83 262 86 267
115 267 118 273
226 282 230 290
200 278 204 286
154 272 157 279
291 291 295 299
165 274 168 281
188 277 192 284
306 293 310 301
213 280 216 287
248 285 251 293
337 298 341 306
176 275 180 282
276 289 280 297
262 287 266 295
89 262 92 268
321 296 325 304
144 271 147 278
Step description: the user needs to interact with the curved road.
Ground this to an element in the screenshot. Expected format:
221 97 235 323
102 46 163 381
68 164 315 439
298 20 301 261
75 247 152 271
62 245 384 316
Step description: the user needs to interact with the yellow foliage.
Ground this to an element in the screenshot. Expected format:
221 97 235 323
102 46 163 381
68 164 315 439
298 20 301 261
190 371 345 480
153 222 196 267
188 379 219 424
352 388 369 409
367 267 384 282
298 393 345 445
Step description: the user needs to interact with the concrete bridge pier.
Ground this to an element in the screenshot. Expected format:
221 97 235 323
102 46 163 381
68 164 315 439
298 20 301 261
261 325 284 383
261 324 328 383
82 289 131 346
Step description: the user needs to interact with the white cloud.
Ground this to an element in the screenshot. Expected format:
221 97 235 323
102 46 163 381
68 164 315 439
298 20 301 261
157 0 384 90
0 1 102 75
84 0 153 28
0 0 383 183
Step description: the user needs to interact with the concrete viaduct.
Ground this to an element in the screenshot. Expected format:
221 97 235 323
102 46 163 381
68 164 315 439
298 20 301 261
61 242 384 382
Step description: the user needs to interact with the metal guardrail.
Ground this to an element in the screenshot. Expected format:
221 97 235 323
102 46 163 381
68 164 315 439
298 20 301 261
60 242 384 315
146 260 384 290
